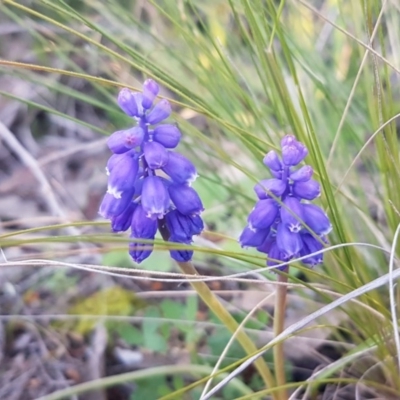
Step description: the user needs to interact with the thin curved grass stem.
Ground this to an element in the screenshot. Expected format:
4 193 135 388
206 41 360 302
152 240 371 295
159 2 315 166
273 272 289 400
176 260 277 398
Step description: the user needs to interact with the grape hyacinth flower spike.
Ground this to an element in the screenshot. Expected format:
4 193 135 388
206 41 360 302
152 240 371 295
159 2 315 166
239 135 332 270
99 80 204 263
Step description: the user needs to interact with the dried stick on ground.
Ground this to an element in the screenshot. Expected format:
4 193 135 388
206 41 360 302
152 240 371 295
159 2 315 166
0 120 79 237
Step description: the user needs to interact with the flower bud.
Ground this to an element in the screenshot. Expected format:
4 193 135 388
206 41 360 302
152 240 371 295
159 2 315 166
281 142 308 166
263 150 282 171
254 179 286 199
143 141 168 169
107 127 144 154
117 88 138 117
146 99 171 125
290 165 313 182
292 180 320 200
280 135 296 147
153 124 181 148
142 79 159 109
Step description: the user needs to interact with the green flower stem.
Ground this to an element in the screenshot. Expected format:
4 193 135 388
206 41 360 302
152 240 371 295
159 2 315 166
176 260 277 397
273 272 289 400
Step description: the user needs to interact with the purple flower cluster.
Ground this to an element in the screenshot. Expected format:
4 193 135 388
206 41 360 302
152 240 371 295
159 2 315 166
239 135 331 269
99 80 204 263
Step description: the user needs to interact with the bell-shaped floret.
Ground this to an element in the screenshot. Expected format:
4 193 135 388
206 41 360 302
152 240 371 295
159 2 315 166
187 214 204 236
107 152 139 198
133 176 144 197
302 204 332 235
162 152 197 184
254 179 287 200
131 204 158 238
257 231 276 254
239 226 270 248
142 79 159 110
117 88 139 117
143 141 168 169
168 236 193 262
129 205 157 263
107 127 144 154
300 233 324 266
153 124 181 148
248 199 279 230
169 184 204 215
146 99 171 125
141 176 170 219
292 180 320 200
263 150 282 171
111 202 136 232
290 165 313 182
266 241 288 270
106 154 120 176
166 209 203 242
280 196 304 233
129 204 158 263
276 223 303 258
129 240 154 263
99 189 134 219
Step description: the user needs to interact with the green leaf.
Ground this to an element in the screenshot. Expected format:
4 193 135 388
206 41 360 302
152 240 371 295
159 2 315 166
112 323 143 347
